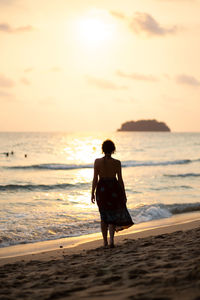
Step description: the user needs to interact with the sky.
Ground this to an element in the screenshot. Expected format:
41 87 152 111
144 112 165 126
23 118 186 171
0 0 200 132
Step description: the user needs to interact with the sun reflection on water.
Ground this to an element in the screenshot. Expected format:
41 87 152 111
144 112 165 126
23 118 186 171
72 169 93 184
64 137 102 164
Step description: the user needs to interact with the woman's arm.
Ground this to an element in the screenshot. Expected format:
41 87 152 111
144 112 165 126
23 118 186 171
91 159 99 203
117 161 127 202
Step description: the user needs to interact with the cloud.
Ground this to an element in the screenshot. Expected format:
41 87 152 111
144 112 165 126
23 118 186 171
130 12 177 36
176 74 200 86
110 11 126 20
0 74 14 87
116 70 158 82
20 77 31 85
109 10 178 37
86 76 128 90
0 90 15 101
24 68 33 73
0 0 16 5
50 67 62 72
114 97 135 103
0 23 33 33
163 73 171 80
0 90 13 97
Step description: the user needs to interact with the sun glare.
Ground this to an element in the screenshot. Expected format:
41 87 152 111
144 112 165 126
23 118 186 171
64 137 101 164
75 11 115 48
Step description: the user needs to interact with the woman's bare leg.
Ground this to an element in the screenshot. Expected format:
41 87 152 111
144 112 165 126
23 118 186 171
109 224 115 247
101 221 108 246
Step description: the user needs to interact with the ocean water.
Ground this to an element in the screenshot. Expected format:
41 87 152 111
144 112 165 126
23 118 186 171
0 132 200 248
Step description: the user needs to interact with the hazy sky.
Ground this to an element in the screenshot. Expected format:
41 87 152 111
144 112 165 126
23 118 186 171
0 0 200 132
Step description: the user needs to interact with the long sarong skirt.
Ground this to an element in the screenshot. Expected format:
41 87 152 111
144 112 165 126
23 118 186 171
96 178 134 232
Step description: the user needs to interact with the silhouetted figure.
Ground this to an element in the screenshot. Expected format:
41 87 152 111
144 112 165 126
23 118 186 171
91 140 134 248
25 154 27 158
11 151 14 155
6 152 9 157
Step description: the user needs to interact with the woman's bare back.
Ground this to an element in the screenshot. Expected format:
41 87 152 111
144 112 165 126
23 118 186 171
95 157 120 179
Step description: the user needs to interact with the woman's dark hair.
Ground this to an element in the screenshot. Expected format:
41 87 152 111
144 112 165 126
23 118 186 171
102 140 116 154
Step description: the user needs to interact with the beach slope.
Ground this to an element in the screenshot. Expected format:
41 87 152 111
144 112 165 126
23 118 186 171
0 220 200 299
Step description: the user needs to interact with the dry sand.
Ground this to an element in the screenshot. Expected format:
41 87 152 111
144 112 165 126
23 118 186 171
0 218 200 299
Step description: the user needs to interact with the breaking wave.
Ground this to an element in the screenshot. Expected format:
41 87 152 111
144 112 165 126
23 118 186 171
4 158 200 171
132 202 200 223
164 173 200 178
1 202 200 248
0 182 88 192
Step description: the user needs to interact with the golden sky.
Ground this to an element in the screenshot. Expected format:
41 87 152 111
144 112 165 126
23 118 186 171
0 0 200 132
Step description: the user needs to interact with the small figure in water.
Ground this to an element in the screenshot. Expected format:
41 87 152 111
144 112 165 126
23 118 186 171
25 154 27 158
91 140 134 248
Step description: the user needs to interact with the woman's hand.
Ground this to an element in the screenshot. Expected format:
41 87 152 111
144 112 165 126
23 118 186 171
124 194 127 203
91 193 95 204
91 159 98 204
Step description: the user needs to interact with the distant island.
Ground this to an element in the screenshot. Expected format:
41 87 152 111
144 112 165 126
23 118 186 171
118 119 171 132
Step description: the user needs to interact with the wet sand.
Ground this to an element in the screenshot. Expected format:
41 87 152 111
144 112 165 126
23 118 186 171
0 217 200 299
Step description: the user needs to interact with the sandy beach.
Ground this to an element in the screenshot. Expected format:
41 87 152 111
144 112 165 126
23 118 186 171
0 215 200 300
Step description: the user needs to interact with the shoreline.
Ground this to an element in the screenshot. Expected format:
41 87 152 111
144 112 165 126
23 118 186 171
1 211 200 265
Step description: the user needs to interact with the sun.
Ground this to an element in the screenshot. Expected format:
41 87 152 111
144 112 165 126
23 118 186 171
75 11 114 48
79 18 108 44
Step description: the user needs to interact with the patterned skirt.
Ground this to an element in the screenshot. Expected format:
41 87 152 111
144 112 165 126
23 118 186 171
96 178 134 232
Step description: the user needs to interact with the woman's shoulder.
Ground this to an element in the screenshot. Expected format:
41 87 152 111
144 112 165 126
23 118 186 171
112 158 121 165
94 157 103 164
94 157 121 164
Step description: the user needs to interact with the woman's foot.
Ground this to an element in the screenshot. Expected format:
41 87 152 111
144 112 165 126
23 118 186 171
103 241 108 248
109 243 115 248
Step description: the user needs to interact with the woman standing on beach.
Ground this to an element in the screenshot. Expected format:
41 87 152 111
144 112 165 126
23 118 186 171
91 140 134 248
